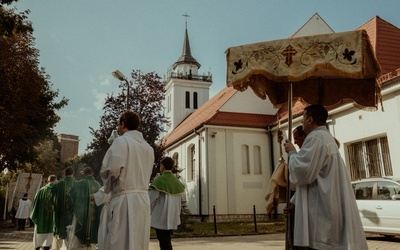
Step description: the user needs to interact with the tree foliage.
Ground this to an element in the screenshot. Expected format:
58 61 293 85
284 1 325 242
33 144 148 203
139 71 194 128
85 70 169 181
0 6 68 172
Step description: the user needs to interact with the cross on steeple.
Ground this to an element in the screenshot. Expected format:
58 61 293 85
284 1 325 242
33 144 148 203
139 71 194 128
183 13 190 29
282 45 297 66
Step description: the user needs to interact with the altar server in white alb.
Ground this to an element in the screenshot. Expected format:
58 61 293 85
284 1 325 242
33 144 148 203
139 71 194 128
15 193 32 231
100 110 154 250
284 104 367 250
149 157 185 250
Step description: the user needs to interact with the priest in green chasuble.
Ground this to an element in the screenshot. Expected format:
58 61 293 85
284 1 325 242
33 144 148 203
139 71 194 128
69 167 102 249
31 175 58 250
52 167 76 249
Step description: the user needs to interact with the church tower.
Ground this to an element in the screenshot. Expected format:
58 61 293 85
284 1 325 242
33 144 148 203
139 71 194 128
164 18 212 133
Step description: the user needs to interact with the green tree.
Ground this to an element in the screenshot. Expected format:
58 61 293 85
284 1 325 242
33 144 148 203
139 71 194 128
30 138 63 177
0 6 68 172
85 70 168 180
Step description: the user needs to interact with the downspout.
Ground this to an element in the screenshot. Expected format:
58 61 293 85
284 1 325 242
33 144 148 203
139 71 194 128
194 129 204 221
268 125 278 219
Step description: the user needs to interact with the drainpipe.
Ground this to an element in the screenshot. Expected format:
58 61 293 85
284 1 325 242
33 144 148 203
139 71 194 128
194 129 204 221
268 126 278 219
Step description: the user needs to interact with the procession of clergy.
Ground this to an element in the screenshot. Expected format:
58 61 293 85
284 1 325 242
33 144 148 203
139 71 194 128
30 167 102 250
30 110 185 250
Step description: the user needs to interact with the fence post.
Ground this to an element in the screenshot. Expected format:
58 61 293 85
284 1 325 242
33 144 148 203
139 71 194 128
213 205 217 234
253 205 258 233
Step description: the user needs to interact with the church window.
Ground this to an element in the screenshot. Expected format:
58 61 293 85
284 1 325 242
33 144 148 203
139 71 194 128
241 145 250 174
172 152 180 178
185 91 190 108
347 136 392 180
173 152 179 167
193 92 198 109
187 144 195 181
168 94 171 112
253 145 262 174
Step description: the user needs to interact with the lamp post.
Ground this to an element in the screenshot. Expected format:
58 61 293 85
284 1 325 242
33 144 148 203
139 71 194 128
112 70 130 110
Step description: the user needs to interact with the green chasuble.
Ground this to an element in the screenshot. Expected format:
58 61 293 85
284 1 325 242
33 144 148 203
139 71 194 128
52 176 76 239
30 182 56 234
149 171 185 195
70 176 102 245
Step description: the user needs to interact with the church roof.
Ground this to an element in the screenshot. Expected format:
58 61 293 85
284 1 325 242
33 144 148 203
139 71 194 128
289 13 335 38
163 87 276 147
173 28 201 69
357 16 400 76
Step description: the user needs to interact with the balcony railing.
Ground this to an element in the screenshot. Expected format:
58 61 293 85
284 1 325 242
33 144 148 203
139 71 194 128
168 72 212 82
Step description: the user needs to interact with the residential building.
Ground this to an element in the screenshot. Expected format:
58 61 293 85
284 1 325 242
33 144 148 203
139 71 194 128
57 134 79 163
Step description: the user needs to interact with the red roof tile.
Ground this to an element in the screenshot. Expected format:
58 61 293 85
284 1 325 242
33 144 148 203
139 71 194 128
163 87 276 147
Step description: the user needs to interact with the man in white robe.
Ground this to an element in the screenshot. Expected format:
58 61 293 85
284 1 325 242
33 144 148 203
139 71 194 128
100 111 155 250
284 104 367 250
92 187 111 250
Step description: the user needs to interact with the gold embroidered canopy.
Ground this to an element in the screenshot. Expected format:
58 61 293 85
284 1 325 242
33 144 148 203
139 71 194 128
226 30 382 110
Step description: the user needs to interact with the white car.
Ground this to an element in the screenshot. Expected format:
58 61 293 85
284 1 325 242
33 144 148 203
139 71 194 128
352 178 400 236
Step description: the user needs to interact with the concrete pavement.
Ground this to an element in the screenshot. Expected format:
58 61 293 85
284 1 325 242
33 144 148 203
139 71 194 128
1 221 399 249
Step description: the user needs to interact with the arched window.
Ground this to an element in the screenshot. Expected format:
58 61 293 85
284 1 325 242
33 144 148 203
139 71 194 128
172 152 180 177
187 144 195 180
193 92 198 109
185 91 190 108
253 145 262 174
168 94 171 112
173 152 179 168
241 145 250 174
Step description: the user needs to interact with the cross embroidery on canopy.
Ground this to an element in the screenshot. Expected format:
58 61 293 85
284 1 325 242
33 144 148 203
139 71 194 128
282 45 297 66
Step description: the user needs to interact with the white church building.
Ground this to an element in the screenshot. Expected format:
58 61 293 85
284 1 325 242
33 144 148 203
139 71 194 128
162 14 400 221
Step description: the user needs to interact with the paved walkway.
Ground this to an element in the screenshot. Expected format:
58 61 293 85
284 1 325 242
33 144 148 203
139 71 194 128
1 221 399 249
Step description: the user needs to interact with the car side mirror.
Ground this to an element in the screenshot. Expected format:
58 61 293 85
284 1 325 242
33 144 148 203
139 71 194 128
392 194 400 200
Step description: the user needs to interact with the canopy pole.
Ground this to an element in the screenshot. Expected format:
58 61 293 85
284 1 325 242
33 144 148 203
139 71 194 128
285 83 293 250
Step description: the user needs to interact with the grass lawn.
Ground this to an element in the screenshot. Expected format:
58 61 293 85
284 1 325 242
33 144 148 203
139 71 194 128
150 220 286 238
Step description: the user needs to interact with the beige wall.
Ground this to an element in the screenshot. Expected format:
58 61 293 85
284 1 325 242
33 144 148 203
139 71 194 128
57 134 79 163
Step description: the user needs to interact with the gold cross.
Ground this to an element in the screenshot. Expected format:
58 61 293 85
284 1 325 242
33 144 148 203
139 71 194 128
282 45 297 66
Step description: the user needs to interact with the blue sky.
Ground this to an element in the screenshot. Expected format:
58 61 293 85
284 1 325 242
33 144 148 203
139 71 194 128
10 0 400 154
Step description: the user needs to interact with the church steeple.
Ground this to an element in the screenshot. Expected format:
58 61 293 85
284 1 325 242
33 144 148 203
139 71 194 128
173 17 201 69
164 15 212 134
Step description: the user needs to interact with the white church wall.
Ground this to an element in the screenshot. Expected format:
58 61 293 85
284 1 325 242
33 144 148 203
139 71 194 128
226 128 271 214
164 131 207 216
220 88 279 115
206 127 229 214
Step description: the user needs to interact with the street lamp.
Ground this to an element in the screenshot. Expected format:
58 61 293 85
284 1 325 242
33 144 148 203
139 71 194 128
112 70 130 110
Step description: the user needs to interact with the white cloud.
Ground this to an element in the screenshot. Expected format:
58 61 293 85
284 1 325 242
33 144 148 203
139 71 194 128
92 89 107 110
79 107 91 113
99 75 111 86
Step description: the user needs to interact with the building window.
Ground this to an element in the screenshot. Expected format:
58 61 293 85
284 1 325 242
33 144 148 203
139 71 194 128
193 92 198 109
187 144 195 181
172 152 180 178
185 91 190 108
173 152 179 168
347 136 393 180
242 145 250 174
253 145 262 174
167 94 171 113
